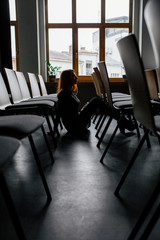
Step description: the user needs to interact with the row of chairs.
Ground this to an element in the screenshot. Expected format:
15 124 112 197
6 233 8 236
92 0 160 238
0 70 60 239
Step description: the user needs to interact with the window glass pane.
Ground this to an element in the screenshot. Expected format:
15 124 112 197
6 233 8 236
105 0 129 23
11 26 17 70
105 28 129 78
49 29 72 76
48 0 72 23
78 28 99 76
77 0 101 23
9 0 16 21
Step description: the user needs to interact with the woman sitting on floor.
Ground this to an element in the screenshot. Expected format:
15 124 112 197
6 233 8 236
57 69 136 137
57 69 108 137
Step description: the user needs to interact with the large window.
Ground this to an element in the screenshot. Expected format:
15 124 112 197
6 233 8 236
9 0 19 70
46 0 133 81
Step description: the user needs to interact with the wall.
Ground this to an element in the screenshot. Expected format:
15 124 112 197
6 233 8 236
17 0 39 74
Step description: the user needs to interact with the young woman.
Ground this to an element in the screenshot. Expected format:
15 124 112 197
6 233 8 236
57 69 108 136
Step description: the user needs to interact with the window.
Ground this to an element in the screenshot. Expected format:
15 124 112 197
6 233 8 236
46 0 133 81
9 0 19 70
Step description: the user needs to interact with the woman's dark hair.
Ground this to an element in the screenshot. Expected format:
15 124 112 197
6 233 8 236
57 69 78 95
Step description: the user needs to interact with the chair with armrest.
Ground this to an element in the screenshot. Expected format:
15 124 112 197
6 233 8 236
4 69 58 144
0 136 27 240
114 33 160 238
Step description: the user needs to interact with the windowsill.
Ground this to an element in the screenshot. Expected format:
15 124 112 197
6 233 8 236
46 80 128 86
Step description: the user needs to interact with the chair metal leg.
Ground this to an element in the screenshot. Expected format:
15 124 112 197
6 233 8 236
97 116 113 148
92 113 98 124
45 113 57 148
95 114 107 138
28 135 52 202
127 180 160 240
95 113 104 129
143 126 151 148
139 203 160 240
0 173 27 240
100 121 119 164
135 119 140 138
50 108 60 138
114 129 149 196
41 125 54 164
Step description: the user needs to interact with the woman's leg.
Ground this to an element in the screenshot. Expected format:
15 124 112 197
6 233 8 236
78 97 108 130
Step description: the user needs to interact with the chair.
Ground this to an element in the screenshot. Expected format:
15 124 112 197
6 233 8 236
155 68 160 94
3 69 58 145
94 63 138 163
144 0 160 77
91 72 107 130
0 114 53 202
0 136 27 239
93 67 132 139
127 179 160 239
37 74 57 100
37 74 63 130
145 69 159 100
114 34 160 240
145 0 160 100
27 72 62 133
27 72 57 101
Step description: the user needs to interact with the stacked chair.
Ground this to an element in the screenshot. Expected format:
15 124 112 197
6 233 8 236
114 27 160 239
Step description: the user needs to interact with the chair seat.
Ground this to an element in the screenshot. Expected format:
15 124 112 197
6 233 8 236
0 115 45 137
31 95 58 103
5 99 55 110
0 136 20 171
112 96 131 102
113 100 133 109
112 92 130 98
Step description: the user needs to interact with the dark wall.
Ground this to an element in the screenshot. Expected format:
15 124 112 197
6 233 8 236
0 0 12 87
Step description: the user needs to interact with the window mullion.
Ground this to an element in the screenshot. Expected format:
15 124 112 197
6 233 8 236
100 0 105 61
72 0 78 73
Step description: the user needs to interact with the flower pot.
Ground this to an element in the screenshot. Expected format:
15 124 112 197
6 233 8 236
49 75 56 83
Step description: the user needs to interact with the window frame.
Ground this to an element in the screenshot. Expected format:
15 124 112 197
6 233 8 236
10 0 19 70
45 0 133 82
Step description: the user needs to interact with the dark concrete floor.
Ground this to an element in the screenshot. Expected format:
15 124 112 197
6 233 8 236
0 116 160 240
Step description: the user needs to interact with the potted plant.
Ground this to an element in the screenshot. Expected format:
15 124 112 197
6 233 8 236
47 61 61 82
